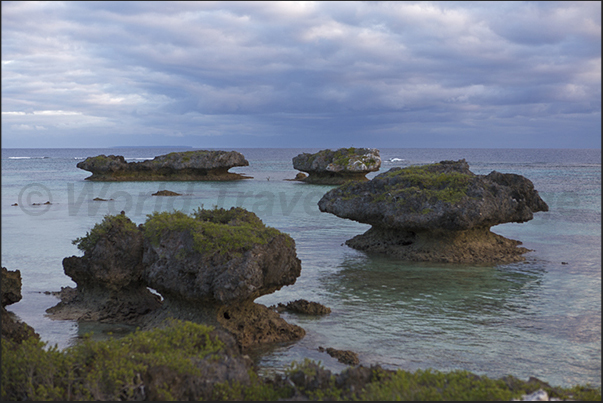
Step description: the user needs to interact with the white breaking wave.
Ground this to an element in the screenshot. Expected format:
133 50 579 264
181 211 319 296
8 156 49 159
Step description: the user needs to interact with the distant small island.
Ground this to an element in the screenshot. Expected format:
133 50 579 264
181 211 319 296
110 145 193 149
76 150 250 181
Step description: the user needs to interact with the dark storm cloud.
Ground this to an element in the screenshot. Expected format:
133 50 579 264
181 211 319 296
2 1 600 148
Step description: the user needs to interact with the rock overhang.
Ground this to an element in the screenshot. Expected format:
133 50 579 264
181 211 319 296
317 159 549 263
319 159 549 232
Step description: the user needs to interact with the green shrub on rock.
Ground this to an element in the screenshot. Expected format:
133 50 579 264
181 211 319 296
143 207 284 258
71 213 139 254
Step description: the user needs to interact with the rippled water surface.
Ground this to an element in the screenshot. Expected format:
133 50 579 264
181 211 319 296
1 147 600 388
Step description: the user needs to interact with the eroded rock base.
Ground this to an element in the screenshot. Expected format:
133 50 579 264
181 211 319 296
301 172 370 185
46 286 162 325
85 169 250 181
140 299 305 351
346 226 530 264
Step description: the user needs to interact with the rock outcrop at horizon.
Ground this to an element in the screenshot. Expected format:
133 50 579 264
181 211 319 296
47 208 305 350
292 148 381 185
318 159 549 263
77 150 250 181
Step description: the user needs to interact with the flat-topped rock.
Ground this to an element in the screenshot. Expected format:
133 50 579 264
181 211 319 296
77 150 250 181
318 159 549 263
292 147 381 185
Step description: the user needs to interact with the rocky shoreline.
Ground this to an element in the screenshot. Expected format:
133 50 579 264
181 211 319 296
2 211 600 400
3 152 597 401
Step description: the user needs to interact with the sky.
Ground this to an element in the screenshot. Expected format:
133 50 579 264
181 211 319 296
1 1 601 149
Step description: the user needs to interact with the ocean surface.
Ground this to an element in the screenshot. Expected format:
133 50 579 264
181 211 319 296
1 147 600 388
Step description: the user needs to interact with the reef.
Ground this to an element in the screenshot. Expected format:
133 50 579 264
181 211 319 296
292 147 381 185
47 208 305 351
273 299 332 315
151 190 181 196
318 159 549 263
76 150 250 181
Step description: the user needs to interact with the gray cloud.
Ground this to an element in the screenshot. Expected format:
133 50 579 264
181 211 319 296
2 1 600 148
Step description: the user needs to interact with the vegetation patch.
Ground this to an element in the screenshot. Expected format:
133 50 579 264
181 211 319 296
143 207 284 258
162 150 209 163
72 214 139 254
364 163 473 206
2 328 600 401
1 320 225 401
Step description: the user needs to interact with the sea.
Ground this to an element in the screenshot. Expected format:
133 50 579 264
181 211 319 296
1 147 600 388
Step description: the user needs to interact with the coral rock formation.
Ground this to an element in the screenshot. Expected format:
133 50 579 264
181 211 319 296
77 150 250 181
47 213 162 324
318 159 549 263
48 208 305 350
293 147 381 185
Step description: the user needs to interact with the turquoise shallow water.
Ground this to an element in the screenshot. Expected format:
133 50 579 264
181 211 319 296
1 147 600 388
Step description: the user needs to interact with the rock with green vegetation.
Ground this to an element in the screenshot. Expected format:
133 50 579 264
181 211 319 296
318 159 549 263
142 208 301 304
47 213 162 324
141 207 305 350
76 150 250 181
292 147 381 184
1 267 39 344
48 208 305 350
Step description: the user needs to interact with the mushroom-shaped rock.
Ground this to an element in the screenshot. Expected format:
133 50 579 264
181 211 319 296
77 150 250 181
47 214 162 324
141 207 305 350
318 159 549 263
48 208 305 350
293 148 381 184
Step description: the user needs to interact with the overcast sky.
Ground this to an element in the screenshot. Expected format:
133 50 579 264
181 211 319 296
2 1 601 149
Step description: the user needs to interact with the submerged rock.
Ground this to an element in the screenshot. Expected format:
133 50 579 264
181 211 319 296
274 299 332 315
77 150 250 181
318 159 549 263
48 208 305 350
293 147 381 185
152 190 181 196
318 346 360 366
